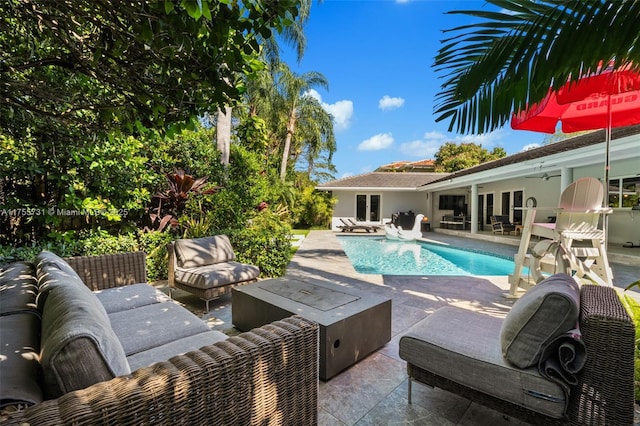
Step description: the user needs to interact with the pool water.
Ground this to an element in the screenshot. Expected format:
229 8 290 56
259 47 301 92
337 236 519 276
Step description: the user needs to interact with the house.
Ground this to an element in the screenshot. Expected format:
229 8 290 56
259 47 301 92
317 172 446 230
317 125 640 246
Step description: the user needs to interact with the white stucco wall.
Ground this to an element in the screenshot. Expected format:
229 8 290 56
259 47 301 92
427 158 639 245
330 190 428 231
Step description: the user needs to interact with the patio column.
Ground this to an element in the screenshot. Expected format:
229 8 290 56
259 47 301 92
560 167 573 191
470 183 478 234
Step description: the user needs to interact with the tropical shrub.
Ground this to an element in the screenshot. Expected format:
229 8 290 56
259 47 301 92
224 210 292 277
138 230 175 282
148 169 219 231
296 186 335 228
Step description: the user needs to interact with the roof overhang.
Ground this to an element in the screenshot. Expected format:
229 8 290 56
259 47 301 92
419 136 639 192
316 186 418 192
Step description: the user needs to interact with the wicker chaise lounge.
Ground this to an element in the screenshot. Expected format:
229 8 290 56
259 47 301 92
400 279 635 425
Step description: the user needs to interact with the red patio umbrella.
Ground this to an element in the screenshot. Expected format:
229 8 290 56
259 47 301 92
511 62 640 210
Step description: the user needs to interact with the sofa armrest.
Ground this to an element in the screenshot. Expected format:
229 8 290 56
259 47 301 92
64 252 147 291
565 285 635 425
3 316 319 426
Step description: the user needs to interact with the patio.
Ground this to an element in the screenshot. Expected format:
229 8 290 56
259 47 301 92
167 230 640 425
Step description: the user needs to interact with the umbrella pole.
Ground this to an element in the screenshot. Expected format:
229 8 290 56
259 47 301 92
603 97 612 250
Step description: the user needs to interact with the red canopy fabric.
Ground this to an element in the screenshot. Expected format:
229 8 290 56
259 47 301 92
511 66 640 133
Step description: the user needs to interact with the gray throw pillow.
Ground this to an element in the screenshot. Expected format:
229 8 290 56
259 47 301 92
500 274 580 368
40 280 130 398
34 251 86 311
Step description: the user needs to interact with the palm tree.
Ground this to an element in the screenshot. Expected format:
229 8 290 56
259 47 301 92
296 96 336 178
273 64 330 181
215 0 314 167
434 1 640 135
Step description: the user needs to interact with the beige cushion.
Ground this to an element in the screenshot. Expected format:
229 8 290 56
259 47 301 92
500 274 580 369
173 235 236 269
174 262 260 289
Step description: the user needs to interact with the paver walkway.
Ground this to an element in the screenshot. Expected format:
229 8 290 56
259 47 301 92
168 230 640 425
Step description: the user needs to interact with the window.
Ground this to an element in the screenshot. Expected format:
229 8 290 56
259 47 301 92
513 190 523 223
439 195 466 215
608 176 640 208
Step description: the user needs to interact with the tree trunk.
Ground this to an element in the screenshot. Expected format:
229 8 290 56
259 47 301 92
280 108 296 181
216 106 232 167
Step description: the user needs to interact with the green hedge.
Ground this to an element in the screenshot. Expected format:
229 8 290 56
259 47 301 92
1 225 292 282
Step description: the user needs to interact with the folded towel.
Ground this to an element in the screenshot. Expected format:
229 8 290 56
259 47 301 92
538 327 587 397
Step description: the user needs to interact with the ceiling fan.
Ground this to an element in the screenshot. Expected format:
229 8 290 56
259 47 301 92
526 173 561 181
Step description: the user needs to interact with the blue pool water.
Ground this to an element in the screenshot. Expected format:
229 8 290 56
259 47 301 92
337 236 518 276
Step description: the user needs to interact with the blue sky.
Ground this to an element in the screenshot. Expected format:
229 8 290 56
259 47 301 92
280 0 547 179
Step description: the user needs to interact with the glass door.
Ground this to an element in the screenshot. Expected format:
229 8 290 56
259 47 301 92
356 194 381 222
513 190 523 224
501 192 511 216
485 193 494 226
477 194 484 231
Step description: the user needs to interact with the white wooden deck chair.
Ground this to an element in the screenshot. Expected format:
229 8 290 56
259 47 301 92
507 177 613 297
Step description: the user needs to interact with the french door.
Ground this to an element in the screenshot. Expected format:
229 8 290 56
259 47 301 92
356 194 381 222
501 190 524 223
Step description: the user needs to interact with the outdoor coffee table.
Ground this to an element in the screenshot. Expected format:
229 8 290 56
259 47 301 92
232 277 391 380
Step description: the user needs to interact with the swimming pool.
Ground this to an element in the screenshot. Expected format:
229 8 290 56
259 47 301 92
337 236 519 276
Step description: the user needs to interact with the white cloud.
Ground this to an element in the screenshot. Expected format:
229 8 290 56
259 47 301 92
358 133 394 151
521 143 541 151
399 132 445 157
398 129 506 158
305 89 353 131
378 95 405 110
455 129 506 147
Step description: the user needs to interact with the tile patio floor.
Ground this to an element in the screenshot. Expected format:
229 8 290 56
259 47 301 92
166 230 640 425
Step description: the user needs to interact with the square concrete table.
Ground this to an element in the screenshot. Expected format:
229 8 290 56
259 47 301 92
232 277 392 380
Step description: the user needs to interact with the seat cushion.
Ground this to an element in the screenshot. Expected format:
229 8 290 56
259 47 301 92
108 302 212 356
399 307 566 418
95 283 170 314
0 312 42 409
173 235 236 268
174 262 260 290
500 274 580 368
127 330 228 371
0 262 38 316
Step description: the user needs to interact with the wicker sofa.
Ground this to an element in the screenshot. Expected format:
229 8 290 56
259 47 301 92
399 276 635 425
1 251 318 426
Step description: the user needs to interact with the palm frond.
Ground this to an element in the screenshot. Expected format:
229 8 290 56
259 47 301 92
434 0 640 134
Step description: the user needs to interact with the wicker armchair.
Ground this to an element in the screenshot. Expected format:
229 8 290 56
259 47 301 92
403 285 635 425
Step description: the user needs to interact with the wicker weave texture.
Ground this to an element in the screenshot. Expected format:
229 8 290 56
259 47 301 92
566 285 635 426
4 316 319 426
406 285 635 426
64 252 147 291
